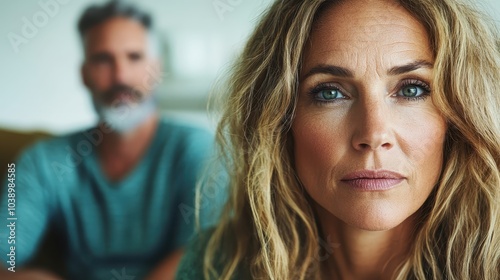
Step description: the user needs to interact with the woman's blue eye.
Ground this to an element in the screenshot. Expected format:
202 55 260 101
317 89 345 100
400 84 425 97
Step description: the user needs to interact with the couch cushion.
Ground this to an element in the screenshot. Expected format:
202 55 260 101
0 128 51 182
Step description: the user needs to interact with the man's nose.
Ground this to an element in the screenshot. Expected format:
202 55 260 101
351 97 394 152
112 59 130 84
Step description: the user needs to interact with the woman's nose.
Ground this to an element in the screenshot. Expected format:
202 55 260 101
350 98 395 152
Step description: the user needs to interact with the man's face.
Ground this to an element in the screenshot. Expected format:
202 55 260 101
81 16 159 108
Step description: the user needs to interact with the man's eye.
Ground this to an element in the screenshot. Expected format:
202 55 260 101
91 54 112 64
129 53 143 61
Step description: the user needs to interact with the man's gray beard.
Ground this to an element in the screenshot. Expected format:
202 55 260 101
92 95 157 134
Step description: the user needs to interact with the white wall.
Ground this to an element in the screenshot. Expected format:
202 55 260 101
0 0 499 134
481 0 500 22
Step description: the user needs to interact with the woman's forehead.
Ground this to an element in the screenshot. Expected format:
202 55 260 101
302 0 432 77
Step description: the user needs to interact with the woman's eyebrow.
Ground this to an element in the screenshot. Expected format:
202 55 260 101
302 60 433 81
388 60 434 75
302 64 354 80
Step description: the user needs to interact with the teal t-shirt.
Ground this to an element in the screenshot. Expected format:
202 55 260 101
175 229 212 280
176 228 247 280
0 118 224 279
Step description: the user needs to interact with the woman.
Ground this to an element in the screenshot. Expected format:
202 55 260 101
177 0 500 279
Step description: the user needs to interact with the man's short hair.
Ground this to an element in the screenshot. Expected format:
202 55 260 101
77 0 152 37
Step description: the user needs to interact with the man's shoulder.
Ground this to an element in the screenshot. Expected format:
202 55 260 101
176 227 245 280
19 130 85 161
157 117 215 146
11 129 92 188
159 116 213 135
176 227 216 279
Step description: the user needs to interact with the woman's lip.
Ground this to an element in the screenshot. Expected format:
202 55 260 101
341 169 405 180
340 170 406 191
341 178 404 191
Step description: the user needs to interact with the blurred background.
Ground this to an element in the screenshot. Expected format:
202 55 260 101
0 0 499 136
0 0 276 136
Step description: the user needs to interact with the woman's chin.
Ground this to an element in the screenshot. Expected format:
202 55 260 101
339 208 413 231
332 204 416 232
344 217 406 232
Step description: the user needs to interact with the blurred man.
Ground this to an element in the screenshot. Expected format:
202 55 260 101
0 1 220 279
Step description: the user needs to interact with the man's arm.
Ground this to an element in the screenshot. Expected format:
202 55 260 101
0 146 55 277
144 249 184 280
0 264 62 280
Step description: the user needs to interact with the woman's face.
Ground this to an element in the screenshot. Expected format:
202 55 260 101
292 0 447 231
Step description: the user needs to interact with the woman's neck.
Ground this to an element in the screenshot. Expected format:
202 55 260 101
315 205 417 280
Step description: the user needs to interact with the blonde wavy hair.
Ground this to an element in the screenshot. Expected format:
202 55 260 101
199 0 500 279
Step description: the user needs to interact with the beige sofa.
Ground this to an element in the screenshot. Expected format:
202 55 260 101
0 128 51 182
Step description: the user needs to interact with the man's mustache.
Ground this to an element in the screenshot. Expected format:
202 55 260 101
102 84 143 104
